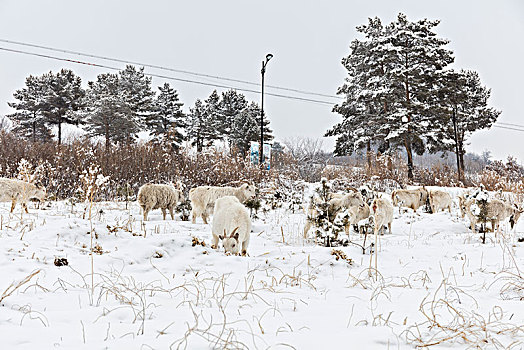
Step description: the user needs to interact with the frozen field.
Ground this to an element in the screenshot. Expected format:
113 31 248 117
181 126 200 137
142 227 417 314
0 193 523 349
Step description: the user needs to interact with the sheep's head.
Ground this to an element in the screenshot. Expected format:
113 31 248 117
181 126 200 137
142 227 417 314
219 227 241 255
241 183 256 200
176 189 185 202
33 185 47 201
510 205 524 229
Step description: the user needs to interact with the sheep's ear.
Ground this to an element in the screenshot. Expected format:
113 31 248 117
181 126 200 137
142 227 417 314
230 227 240 240
219 229 227 240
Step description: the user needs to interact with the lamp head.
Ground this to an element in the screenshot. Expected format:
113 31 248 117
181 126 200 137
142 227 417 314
265 53 273 62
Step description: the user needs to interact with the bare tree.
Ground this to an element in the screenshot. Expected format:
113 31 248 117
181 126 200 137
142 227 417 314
283 137 331 181
0 116 11 132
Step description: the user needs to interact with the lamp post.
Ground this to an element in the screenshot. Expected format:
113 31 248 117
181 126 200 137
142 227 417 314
260 53 273 166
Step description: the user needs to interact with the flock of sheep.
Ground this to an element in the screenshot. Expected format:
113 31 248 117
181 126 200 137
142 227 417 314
1 177 522 260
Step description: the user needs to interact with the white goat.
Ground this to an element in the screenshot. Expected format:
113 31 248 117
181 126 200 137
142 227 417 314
428 189 452 213
347 202 370 235
303 191 365 238
391 187 428 213
211 196 252 255
370 197 394 273
0 178 46 213
137 183 184 221
189 183 256 224
465 198 523 233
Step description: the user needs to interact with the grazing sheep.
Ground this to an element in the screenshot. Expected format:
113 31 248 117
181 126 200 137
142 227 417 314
391 187 428 213
137 183 184 221
0 178 46 213
465 198 523 233
428 189 452 213
370 197 394 273
328 191 365 218
189 183 256 224
347 202 370 234
304 190 364 238
457 194 468 218
211 196 251 255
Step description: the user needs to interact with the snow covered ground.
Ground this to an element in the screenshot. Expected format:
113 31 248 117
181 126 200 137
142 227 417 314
0 191 523 349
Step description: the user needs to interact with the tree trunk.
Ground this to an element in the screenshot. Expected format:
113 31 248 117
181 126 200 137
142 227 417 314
57 119 62 145
366 140 372 175
197 139 202 153
404 136 414 181
452 108 462 183
105 131 110 151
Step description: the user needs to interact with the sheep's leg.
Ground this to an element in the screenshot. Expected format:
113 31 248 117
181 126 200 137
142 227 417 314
211 234 219 249
303 221 311 238
10 200 16 213
161 208 167 220
388 222 392 234
168 206 175 220
369 228 379 277
22 202 29 213
191 209 197 224
201 212 209 225
374 228 378 272
241 235 250 256
143 208 149 221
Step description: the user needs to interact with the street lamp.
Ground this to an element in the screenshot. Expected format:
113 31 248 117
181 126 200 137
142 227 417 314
260 53 273 166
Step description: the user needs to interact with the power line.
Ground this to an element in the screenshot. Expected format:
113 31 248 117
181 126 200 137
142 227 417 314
497 121 524 129
0 46 335 106
0 38 342 101
493 125 524 132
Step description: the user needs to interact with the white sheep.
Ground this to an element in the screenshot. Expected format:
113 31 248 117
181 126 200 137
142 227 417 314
391 187 428 213
211 196 251 255
370 197 394 272
137 183 184 221
464 198 523 233
303 191 365 238
0 178 46 213
189 183 256 224
347 202 370 235
428 189 452 213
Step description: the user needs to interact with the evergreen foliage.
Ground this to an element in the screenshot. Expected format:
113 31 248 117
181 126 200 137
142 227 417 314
307 178 348 247
8 69 85 144
84 73 131 149
435 70 501 182
7 75 53 142
148 82 186 150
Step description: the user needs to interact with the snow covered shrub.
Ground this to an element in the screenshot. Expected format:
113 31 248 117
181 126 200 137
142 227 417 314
78 164 110 219
477 156 524 193
259 176 306 213
415 164 461 187
307 178 348 247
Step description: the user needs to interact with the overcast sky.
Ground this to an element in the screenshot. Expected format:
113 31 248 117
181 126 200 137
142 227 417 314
0 0 523 162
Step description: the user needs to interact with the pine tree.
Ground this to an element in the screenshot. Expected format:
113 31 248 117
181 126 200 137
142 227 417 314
434 70 500 182
118 65 155 142
84 73 132 149
382 13 455 180
187 99 216 152
203 90 222 141
7 75 53 142
8 70 85 144
148 83 186 150
229 102 271 156
219 89 248 141
42 69 86 145
326 17 394 170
